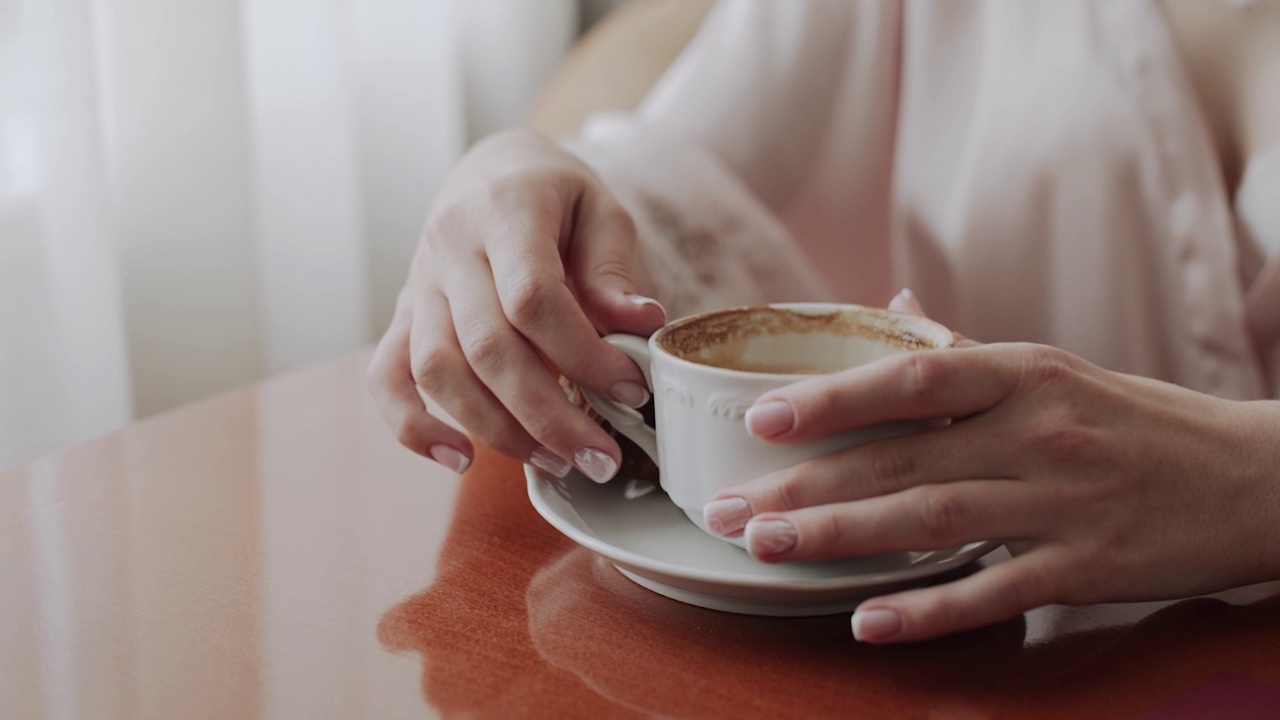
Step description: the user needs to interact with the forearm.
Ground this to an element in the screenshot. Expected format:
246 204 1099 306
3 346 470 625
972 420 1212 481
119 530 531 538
527 0 715 141
532 1 866 316
1232 399 1280 583
567 120 831 318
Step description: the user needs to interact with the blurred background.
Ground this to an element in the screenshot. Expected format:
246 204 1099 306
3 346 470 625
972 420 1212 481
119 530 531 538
0 0 640 469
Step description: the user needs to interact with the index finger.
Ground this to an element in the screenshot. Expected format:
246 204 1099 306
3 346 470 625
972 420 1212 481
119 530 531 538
748 344 1027 443
485 192 651 406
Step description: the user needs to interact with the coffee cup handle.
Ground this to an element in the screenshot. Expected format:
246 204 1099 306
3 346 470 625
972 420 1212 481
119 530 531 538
581 334 660 464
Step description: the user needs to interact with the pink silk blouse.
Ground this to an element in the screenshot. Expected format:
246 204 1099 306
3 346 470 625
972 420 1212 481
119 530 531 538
567 0 1280 400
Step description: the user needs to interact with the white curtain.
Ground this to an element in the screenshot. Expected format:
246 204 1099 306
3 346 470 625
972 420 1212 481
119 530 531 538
0 0 577 469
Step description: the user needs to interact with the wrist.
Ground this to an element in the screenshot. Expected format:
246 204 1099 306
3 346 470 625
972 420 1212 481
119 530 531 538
1232 400 1280 583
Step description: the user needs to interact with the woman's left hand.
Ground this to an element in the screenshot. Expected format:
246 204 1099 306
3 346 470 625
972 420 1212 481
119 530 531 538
702 296 1280 644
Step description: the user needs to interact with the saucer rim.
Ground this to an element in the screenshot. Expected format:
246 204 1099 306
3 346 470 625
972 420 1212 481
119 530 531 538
525 464 1000 592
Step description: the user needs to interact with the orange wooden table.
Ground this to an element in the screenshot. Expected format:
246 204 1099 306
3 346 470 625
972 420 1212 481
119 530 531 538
3 352 1279 719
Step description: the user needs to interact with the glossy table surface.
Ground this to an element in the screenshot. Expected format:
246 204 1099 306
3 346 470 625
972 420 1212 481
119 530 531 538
3 352 1280 719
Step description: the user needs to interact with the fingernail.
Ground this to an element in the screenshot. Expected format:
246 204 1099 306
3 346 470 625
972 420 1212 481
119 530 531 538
745 401 794 439
889 287 925 316
529 447 572 478
428 444 471 474
852 607 903 643
610 380 650 408
744 518 797 558
703 497 753 536
574 447 618 484
627 294 667 320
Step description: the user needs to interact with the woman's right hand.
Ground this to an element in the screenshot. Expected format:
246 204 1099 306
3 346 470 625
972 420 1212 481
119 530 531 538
366 129 667 481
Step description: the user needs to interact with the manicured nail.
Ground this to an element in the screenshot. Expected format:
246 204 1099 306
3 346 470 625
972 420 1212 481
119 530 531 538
610 380 650 408
744 518 797 557
529 447 572 478
703 497 753 536
428 444 471 474
852 607 903 643
889 287 925 316
745 401 795 438
574 447 618 483
627 294 667 320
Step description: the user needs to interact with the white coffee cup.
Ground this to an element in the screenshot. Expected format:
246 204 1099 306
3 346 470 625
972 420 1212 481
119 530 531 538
583 303 955 547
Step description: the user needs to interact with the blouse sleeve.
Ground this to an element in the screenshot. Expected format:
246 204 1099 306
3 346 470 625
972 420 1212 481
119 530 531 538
565 0 898 318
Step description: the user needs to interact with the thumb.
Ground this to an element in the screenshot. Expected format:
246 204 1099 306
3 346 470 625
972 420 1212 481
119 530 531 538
887 287 927 317
571 189 666 335
888 288 980 347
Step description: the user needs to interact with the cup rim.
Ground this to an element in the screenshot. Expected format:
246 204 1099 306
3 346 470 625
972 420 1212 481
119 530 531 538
649 302 956 379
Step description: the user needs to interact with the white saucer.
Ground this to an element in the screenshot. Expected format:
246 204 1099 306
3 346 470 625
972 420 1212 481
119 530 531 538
526 466 1000 617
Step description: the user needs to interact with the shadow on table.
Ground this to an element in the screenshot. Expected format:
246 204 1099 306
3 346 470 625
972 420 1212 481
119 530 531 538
378 448 1280 719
